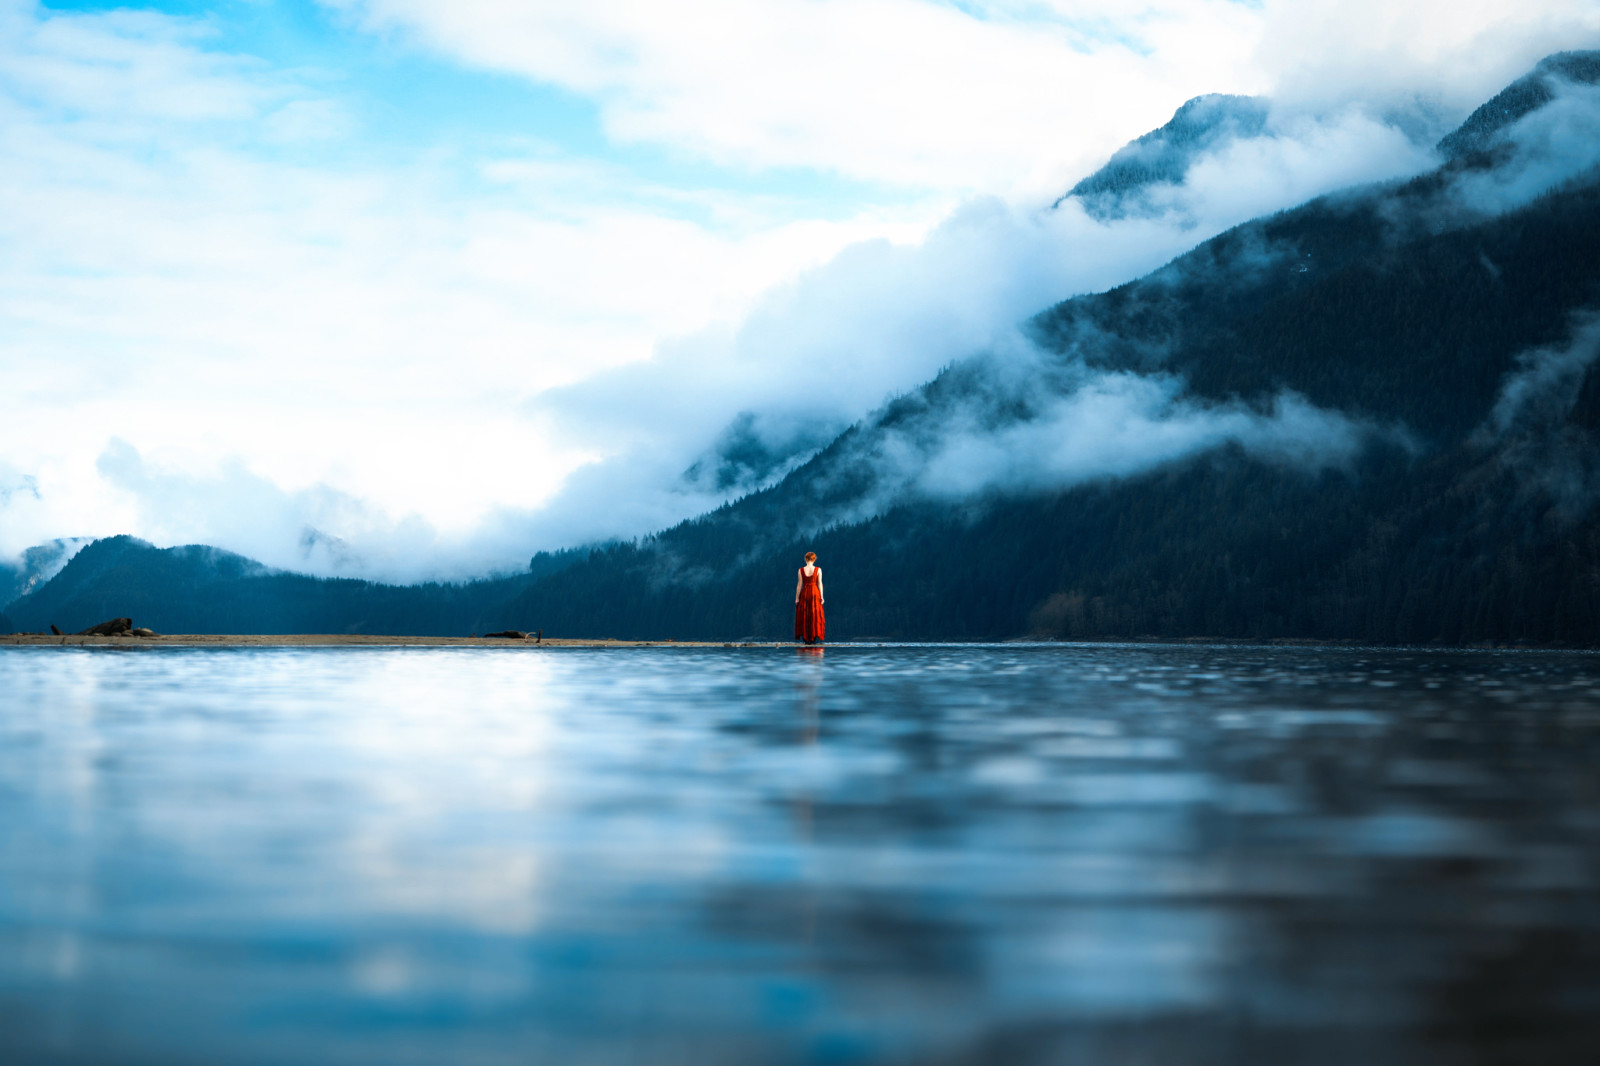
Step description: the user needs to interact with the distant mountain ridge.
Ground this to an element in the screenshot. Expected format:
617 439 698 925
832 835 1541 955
469 51 1600 643
5 537 508 636
666 90 1280 509
1437 50 1600 160
0 537 91 609
3 535 589 636
476 172 1600 642
1056 93 1271 219
8 52 1600 643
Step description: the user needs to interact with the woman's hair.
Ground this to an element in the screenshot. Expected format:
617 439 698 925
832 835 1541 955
804 551 817 562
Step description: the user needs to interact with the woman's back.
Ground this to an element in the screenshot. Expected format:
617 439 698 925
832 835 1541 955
795 556 825 644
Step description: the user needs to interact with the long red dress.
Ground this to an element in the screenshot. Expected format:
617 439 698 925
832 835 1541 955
795 566 825 643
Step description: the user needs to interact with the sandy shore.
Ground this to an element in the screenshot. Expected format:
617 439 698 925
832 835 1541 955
6 633 1578 649
1 633 790 648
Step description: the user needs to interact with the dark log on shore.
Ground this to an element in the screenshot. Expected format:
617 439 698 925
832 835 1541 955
483 630 528 639
76 618 133 636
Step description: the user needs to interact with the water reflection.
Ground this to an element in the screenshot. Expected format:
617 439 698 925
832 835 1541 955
0 644 1597 1064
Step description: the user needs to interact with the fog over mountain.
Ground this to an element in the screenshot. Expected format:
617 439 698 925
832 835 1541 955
10 50 1600 643
10 84 1441 585
6 0 1600 587
0 537 90 610
1439 50 1600 160
493 99 1437 559
499 63 1590 563
468 54 1600 644
1055 94 1273 219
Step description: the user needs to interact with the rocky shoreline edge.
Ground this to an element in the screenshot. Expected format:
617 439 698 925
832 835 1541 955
4 633 1594 650
0 633 788 648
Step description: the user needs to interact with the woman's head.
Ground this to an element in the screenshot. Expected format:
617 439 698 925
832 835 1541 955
804 552 817 563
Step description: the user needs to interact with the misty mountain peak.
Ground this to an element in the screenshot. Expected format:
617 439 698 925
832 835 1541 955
1437 50 1600 161
679 411 841 497
29 536 271 600
1056 94 1271 220
0 537 92 610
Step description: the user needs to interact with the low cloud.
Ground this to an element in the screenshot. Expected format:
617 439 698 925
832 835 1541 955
92 439 520 582
782 335 1412 532
0 0 916 579
1473 311 1600 517
1481 312 1600 439
1447 81 1600 215
3 94 1450 579
504 104 1434 551
910 376 1387 501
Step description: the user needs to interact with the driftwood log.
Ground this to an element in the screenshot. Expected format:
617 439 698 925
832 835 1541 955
76 618 133 636
483 630 528 639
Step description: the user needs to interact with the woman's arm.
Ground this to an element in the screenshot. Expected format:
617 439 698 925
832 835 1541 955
818 569 824 604
795 569 802 604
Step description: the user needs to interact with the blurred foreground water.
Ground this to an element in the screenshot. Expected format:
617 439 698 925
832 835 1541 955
1 644 1598 1065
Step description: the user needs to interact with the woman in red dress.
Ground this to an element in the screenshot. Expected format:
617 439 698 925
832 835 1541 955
794 551 825 644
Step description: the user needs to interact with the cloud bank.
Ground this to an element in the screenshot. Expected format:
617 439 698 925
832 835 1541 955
2 0 1599 585
325 0 1600 195
762 333 1414 536
491 104 1435 550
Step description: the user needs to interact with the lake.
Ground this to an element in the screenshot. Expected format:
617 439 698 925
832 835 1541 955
1 643 1597 1064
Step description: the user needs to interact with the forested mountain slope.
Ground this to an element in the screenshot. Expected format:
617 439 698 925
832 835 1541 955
1055 93 1270 219
8 53 1600 643
1438 50 1600 160
0 538 91 608
2 537 549 636
474 54 1600 643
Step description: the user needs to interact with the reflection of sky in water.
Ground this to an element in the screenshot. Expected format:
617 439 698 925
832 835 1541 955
2 645 1599 1064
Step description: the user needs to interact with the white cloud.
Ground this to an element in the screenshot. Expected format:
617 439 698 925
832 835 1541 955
905 367 1394 503
711 329 1417 535
323 0 1264 196
1482 312 1600 440
504 104 1434 549
1445 82 1600 215
1256 0 1600 113
323 0 1600 195
0 0 921 573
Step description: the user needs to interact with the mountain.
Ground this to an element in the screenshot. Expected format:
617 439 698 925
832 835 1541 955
663 94 1281 510
1 536 575 636
679 411 840 495
0 538 92 610
13 53 1600 644
1437 50 1600 160
466 54 1600 643
1055 94 1271 219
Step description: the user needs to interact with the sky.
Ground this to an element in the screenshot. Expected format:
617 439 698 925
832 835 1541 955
2 0 1599 582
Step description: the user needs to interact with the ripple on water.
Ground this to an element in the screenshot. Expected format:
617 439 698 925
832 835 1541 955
0 643 1597 1065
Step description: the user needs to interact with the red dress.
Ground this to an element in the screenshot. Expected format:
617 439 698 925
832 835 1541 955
795 566 825 643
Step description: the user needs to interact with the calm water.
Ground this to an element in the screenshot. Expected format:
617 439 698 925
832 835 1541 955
2 644 1598 1065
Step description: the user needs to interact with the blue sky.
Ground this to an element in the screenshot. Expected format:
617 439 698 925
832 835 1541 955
3 0 1597 580
36 0 906 218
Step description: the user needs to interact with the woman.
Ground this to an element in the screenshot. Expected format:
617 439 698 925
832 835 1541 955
794 551 825 645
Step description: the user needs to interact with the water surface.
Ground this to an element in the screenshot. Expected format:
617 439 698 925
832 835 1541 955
2 644 1598 1064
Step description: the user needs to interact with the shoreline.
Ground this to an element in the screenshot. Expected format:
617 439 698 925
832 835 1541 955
0 634 780 648
2 634 1595 650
